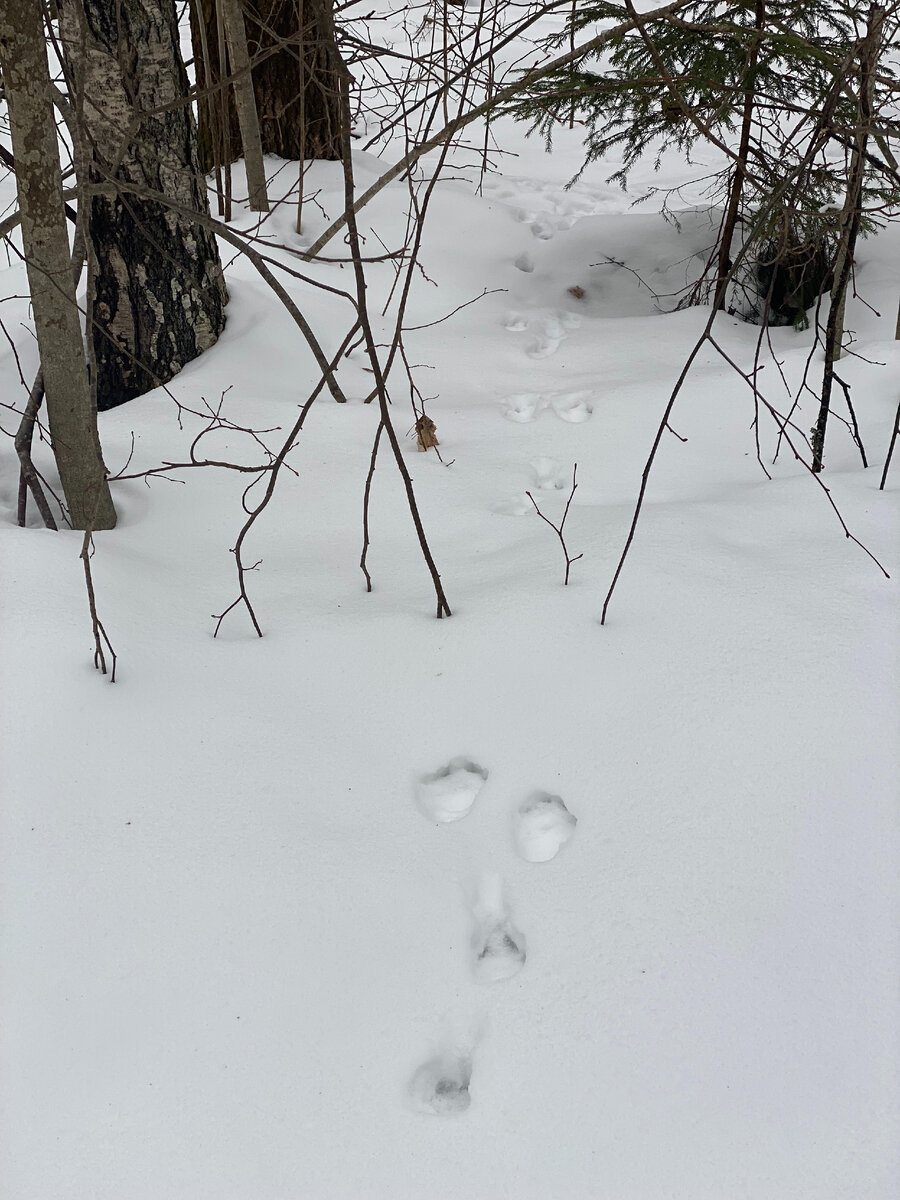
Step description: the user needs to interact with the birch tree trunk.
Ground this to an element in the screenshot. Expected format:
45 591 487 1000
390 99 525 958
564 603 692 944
60 0 228 411
0 0 116 529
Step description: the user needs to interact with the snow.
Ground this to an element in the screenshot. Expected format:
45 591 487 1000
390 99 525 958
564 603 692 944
513 791 577 862
408 1050 473 1115
416 757 489 824
2 7 900 1199
470 871 527 983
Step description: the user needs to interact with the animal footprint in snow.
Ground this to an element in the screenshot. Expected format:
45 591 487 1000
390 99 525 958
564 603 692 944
471 873 526 983
409 1053 472 1116
531 456 566 491
527 316 566 360
492 494 532 517
501 392 543 423
527 336 560 361
550 392 593 423
529 218 555 241
513 792 577 862
514 251 535 273
415 757 488 824
503 311 528 332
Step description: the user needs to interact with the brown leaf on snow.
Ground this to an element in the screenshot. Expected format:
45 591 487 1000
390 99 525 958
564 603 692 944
415 415 439 451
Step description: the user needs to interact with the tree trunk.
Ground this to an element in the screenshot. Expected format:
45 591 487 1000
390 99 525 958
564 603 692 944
60 0 228 412
812 4 883 472
828 3 882 363
218 0 269 210
0 0 116 529
191 0 343 169
714 0 764 312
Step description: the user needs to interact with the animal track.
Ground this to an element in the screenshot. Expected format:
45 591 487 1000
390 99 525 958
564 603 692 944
529 218 555 241
409 1053 472 1115
550 391 593 423
526 315 565 359
492 494 533 517
513 792 577 863
408 759 582 1113
500 392 542 422
500 389 594 424
502 306 583 360
484 173 625 237
530 456 567 491
502 311 528 332
415 757 488 824
471 873 526 984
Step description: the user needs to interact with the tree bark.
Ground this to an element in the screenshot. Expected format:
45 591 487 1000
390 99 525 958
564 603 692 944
191 0 343 169
60 0 228 411
218 0 269 210
714 0 764 311
828 3 882 363
0 0 116 529
812 4 883 472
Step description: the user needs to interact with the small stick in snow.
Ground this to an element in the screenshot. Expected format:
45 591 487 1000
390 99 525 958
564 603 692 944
80 529 117 683
360 419 384 592
880 392 900 490
526 463 583 587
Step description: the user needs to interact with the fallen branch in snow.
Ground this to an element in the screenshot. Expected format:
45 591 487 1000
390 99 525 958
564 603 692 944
526 464 583 587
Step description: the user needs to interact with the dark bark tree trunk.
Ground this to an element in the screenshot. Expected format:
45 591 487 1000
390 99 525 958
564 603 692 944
713 0 764 312
0 0 116 529
191 0 343 169
812 4 882 473
60 0 228 411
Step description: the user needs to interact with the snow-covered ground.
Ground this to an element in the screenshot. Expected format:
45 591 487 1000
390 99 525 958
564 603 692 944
2 8 899 1198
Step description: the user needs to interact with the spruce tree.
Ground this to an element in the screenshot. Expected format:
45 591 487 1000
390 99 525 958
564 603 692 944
506 1 883 323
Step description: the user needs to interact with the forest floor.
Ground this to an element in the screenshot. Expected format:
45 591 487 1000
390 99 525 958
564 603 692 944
2 10 900 1198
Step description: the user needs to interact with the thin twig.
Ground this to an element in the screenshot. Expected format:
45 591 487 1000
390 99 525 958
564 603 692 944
526 463 583 586
80 530 117 682
360 418 384 591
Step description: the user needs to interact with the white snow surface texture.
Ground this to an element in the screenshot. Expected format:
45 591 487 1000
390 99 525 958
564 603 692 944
2 7 899 1199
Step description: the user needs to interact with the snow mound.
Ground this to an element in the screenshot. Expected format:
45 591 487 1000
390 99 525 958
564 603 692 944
513 791 577 862
415 756 488 823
